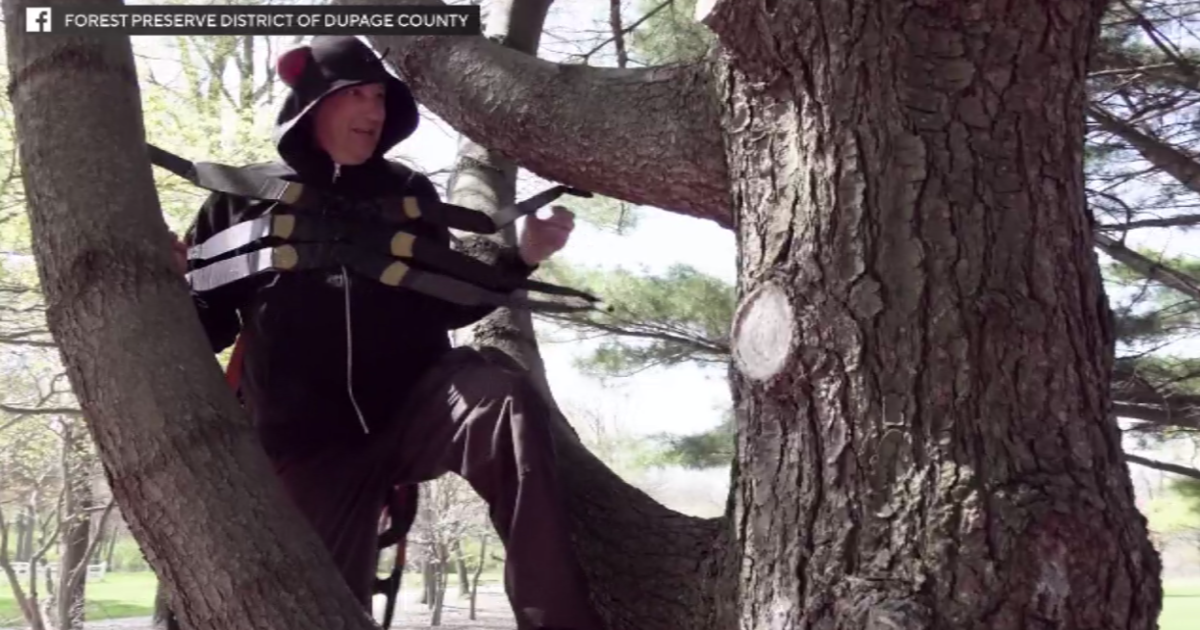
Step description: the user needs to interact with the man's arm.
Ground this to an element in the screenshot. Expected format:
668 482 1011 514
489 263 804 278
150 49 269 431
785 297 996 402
438 231 540 330
403 172 539 330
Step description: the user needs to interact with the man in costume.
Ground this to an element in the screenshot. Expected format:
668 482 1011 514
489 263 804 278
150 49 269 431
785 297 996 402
169 36 603 630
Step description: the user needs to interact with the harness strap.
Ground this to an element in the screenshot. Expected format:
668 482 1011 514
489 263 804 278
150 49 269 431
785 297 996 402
187 213 601 303
149 143 592 234
187 243 600 314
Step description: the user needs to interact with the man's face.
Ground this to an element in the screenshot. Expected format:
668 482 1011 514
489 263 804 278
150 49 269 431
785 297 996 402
313 82 387 166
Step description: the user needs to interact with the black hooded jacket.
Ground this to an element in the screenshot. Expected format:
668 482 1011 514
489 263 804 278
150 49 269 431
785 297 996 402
183 37 536 460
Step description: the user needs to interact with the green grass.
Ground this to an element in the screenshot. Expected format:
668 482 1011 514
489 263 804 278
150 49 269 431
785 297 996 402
0 572 157 626
2 571 1198 627
1162 578 1200 630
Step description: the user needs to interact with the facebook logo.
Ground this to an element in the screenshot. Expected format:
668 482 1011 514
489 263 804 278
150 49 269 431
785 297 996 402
26 7 52 33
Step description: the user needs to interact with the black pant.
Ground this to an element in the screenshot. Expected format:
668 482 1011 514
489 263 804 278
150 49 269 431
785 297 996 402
271 347 602 630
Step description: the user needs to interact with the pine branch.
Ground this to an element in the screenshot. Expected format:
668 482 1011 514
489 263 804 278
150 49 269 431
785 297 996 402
544 311 729 357
1113 400 1200 430
1094 232 1200 302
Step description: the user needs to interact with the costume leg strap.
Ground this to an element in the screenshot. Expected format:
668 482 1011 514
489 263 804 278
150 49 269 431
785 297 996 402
148 143 591 234
188 214 601 303
186 244 602 314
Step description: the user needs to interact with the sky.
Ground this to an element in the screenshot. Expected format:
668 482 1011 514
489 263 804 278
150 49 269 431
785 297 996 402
120 0 1200 513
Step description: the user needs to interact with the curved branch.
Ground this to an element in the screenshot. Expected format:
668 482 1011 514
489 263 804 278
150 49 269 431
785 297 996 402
551 418 733 630
336 0 732 227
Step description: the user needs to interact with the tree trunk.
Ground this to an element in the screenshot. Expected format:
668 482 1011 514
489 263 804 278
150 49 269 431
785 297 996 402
58 419 93 630
421 557 435 607
104 528 117 568
453 540 469 597
88 523 104 565
704 1 1162 627
469 535 486 621
3 2 382 630
16 508 32 562
430 542 449 626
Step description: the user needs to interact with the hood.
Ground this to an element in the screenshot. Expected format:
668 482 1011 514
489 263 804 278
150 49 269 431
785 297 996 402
271 36 419 180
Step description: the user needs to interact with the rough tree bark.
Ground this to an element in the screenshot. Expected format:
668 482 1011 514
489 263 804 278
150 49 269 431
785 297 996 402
3 1 385 629
360 0 1164 628
708 0 1161 627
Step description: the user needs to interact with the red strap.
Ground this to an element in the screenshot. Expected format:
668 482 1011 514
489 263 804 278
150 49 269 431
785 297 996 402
225 334 247 390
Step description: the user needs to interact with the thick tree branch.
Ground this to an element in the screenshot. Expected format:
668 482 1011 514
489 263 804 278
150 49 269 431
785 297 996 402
552 417 731 630
1125 453 1200 481
336 0 732 227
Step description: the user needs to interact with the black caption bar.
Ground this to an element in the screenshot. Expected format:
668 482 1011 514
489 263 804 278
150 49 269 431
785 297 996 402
23 5 481 35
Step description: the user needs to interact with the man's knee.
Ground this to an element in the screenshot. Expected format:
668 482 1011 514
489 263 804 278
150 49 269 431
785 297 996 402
444 348 541 408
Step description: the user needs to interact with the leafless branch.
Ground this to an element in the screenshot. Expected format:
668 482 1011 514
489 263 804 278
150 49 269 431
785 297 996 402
572 0 670 64
1097 212 1200 230
0 404 82 417
1125 453 1200 480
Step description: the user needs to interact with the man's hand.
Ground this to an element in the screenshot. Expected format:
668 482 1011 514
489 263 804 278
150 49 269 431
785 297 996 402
518 205 575 266
169 231 188 276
